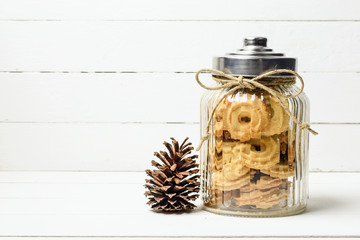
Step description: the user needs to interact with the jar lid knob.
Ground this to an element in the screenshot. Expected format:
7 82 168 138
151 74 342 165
244 37 267 47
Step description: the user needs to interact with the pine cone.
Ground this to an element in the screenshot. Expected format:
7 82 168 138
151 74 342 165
144 137 200 212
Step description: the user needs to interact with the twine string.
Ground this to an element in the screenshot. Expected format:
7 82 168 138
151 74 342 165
195 68 318 151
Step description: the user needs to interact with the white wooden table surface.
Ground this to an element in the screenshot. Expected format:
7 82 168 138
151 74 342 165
0 172 359 239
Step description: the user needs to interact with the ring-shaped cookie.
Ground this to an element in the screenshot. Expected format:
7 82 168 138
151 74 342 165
224 96 269 142
213 99 230 137
212 137 224 171
223 161 250 182
235 136 280 170
212 168 250 191
268 163 295 179
254 190 287 209
253 175 283 190
263 96 289 136
219 141 239 166
277 131 296 163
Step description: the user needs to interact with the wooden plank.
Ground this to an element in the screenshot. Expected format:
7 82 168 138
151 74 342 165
0 73 202 123
0 0 359 20
0 172 358 184
0 72 358 123
0 172 146 184
305 72 360 123
0 22 359 72
0 183 148 199
0 123 199 171
0 123 357 171
0 173 358 237
0 172 358 197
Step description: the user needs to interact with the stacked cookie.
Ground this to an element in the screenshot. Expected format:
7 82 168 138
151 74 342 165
209 94 296 209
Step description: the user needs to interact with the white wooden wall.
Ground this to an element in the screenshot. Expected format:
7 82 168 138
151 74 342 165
0 0 359 172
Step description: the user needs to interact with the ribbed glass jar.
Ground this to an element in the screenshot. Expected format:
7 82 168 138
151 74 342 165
200 83 310 217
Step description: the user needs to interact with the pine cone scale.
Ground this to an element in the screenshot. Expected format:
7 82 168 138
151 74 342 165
154 152 171 166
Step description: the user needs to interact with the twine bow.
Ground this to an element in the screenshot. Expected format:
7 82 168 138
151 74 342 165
195 68 318 151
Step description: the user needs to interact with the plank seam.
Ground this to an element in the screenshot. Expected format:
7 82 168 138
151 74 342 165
0 121 359 124
0 71 359 74
0 170 358 173
0 19 359 22
0 235 359 238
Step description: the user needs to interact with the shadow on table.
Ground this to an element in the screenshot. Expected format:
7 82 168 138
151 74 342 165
150 205 204 215
149 198 345 215
305 196 345 214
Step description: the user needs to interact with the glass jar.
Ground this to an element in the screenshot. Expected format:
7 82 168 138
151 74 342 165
199 37 311 217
